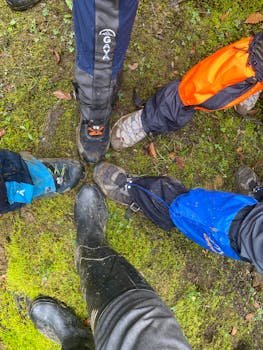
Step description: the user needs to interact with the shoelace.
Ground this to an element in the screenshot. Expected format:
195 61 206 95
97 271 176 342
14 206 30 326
52 164 66 185
87 125 105 137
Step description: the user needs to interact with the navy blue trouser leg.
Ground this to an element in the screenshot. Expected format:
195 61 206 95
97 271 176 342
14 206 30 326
129 176 188 230
141 80 196 134
73 0 138 121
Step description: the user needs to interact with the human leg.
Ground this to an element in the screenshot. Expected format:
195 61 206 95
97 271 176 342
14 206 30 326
111 80 195 150
29 184 191 349
93 162 188 230
0 149 84 214
73 0 139 162
75 184 191 349
93 162 262 267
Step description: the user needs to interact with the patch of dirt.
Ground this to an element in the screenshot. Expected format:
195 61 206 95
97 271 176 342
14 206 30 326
233 339 252 350
0 217 10 287
0 243 6 277
39 103 64 150
181 256 216 291
204 323 218 344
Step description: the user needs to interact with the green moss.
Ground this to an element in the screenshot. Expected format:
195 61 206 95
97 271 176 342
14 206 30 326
0 0 262 349
1 290 60 350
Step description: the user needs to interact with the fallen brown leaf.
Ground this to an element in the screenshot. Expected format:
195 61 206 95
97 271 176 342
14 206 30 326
3 84 14 93
245 13 263 24
231 326 238 336
236 146 244 160
213 175 224 189
83 318 90 327
220 13 229 21
148 142 157 160
53 90 72 100
245 313 254 321
175 156 185 169
0 129 6 138
0 274 6 281
168 152 176 160
50 49 61 64
128 62 139 71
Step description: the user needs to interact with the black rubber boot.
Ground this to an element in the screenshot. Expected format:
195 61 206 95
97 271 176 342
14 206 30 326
29 296 94 350
6 0 41 10
74 184 153 331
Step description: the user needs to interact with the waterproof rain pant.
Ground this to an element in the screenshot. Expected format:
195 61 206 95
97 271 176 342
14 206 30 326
75 243 191 350
128 176 263 273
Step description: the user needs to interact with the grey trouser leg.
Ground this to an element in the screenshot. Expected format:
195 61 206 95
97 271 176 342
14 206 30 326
94 289 192 350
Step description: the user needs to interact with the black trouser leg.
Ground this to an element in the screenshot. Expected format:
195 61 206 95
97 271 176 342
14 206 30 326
76 244 154 331
141 80 195 134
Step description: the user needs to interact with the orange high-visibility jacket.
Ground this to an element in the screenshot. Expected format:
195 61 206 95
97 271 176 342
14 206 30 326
179 32 263 111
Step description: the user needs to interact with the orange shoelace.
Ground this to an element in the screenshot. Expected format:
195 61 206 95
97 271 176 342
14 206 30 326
87 125 105 136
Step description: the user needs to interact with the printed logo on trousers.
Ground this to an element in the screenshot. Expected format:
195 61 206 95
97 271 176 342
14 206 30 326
99 29 116 61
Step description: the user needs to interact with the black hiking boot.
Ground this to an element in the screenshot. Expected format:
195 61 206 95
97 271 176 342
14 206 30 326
77 114 110 164
74 68 122 164
93 162 133 206
41 158 85 193
6 0 41 10
29 296 93 350
235 165 263 201
20 152 85 194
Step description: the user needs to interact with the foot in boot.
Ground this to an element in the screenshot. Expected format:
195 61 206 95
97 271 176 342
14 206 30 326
111 109 147 150
6 0 41 10
41 158 85 193
93 162 134 206
29 296 92 349
77 113 110 164
75 184 108 247
235 165 262 196
234 92 261 116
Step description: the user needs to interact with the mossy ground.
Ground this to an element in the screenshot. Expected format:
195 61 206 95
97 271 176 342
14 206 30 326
0 0 262 349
